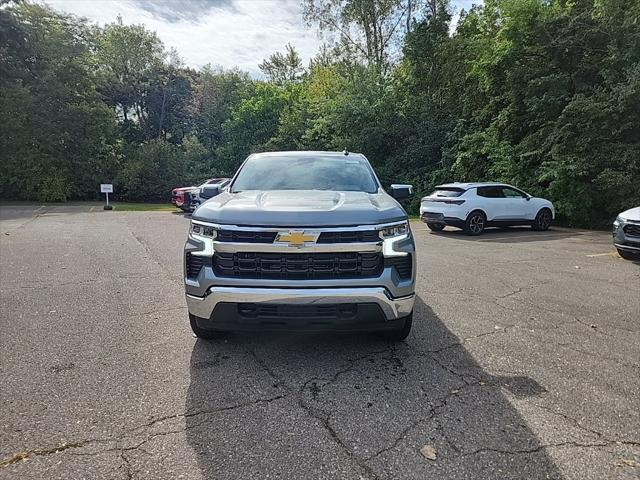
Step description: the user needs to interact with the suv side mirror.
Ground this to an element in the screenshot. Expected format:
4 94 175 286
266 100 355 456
390 184 413 201
200 185 221 200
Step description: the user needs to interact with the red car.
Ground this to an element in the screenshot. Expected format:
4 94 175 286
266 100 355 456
171 186 198 211
171 178 228 212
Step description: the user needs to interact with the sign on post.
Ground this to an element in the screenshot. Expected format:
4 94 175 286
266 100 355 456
101 184 113 210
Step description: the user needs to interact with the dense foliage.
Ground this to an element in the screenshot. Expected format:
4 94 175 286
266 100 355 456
1 0 638 227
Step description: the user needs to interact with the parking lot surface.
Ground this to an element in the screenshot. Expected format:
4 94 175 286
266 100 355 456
1 204 638 479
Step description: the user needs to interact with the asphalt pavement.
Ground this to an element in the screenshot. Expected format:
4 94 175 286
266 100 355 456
1 204 638 479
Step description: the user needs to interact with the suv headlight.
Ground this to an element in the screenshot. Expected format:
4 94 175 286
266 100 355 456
191 222 217 238
379 221 409 239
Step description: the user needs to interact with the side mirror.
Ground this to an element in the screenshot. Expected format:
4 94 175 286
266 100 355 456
390 184 413 201
200 185 221 200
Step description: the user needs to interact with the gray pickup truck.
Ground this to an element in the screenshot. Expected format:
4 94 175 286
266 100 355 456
184 151 416 340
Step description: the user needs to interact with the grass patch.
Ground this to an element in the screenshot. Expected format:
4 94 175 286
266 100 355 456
112 203 176 212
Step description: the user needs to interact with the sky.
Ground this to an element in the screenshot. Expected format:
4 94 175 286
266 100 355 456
44 0 478 77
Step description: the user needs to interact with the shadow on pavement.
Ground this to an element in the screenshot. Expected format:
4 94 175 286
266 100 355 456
185 296 561 479
427 226 580 243
171 210 191 217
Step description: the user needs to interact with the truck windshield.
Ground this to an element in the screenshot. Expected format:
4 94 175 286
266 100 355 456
230 155 379 193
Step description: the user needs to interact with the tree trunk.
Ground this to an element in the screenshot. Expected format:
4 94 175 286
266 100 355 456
158 81 168 138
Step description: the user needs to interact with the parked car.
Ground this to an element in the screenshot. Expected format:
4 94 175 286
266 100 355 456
613 207 640 260
189 178 230 211
184 151 415 340
171 186 198 212
420 182 555 235
171 178 229 213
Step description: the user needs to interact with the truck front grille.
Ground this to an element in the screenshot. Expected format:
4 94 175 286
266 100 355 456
623 223 640 237
213 252 383 280
215 229 380 244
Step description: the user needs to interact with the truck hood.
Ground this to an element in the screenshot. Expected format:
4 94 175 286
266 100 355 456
191 190 407 227
619 206 640 221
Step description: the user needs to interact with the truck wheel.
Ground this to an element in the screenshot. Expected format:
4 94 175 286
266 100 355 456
617 248 638 261
380 312 413 341
464 211 485 236
427 223 445 232
189 313 224 340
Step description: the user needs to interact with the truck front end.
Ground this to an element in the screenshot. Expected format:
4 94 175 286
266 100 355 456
183 151 416 340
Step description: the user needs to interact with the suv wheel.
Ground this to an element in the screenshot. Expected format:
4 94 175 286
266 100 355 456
189 313 224 340
427 223 445 232
532 208 552 231
464 211 485 236
379 312 413 341
617 248 638 261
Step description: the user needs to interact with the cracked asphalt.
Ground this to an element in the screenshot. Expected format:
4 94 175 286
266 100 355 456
1 204 639 479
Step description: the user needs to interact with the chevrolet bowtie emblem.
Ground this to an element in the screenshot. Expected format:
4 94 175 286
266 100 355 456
276 231 319 247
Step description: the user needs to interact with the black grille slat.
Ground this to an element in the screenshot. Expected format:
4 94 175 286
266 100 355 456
317 230 380 243
238 304 356 319
216 230 278 243
214 252 383 280
385 255 412 280
623 223 640 237
186 253 206 278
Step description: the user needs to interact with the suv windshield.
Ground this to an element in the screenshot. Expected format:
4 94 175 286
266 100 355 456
231 155 379 193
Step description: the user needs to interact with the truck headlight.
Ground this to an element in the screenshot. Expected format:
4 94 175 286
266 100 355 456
613 216 626 234
191 222 217 238
379 221 409 239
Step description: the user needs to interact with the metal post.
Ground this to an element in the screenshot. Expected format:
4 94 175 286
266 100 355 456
104 191 113 210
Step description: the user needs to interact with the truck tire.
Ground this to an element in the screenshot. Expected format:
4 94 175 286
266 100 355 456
427 223 445 232
379 312 413 341
189 313 224 340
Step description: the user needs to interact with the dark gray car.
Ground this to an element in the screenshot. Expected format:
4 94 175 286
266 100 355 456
184 151 416 340
613 206 640 260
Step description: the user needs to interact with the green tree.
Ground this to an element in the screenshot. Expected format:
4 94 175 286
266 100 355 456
191 66 254 152
303 0 408 72
0 3 118 201
259 44 305 84
95 16 165 135
216 83 291 173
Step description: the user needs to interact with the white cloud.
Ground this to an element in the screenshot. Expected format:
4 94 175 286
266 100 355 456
44 0 322 77
43 0 482 76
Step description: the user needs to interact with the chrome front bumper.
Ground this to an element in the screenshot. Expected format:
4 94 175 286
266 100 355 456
186 287 415 321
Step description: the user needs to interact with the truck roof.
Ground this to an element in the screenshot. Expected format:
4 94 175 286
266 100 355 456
248 150 366 159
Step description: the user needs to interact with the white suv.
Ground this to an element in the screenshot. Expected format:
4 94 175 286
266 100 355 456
420 183 555 235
